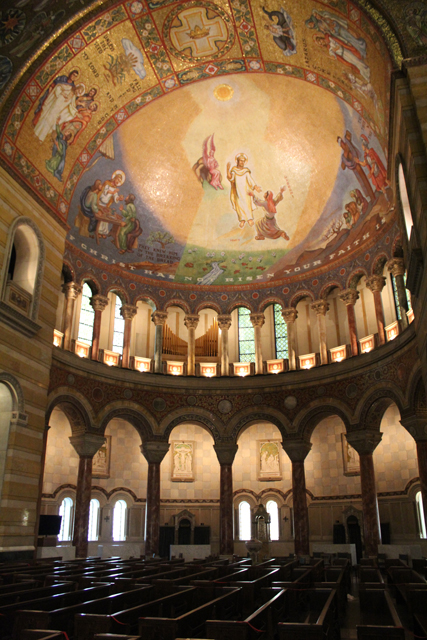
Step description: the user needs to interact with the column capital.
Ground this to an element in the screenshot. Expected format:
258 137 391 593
151 311 168 326
62 282 82 299
184 314 200 330
282 308 298 324
214 443 238 466
387 257 405 278
120 304 137 321
366 275 386 294
140 441 170 464
338 288 359 306
345 430 382 455
90 294 109 312
311 300 329 316
217 315 232 330
400 415 427 442
250 313 265 328
282 440 312 462
69 434 105 458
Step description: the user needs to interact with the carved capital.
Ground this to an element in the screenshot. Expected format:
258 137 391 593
151 311 168 327
69 434 105 458
366 275 386 294
387 258 405 278
120 304 137 321
281 440 312 462
400 415 427 442
311 300 329 316
213 443 238 466
250 313 265 328
282 308 298 324
345 430 382 455
338 289 359 306
217 315 232 331
140 441 170 465
184 314 200 330
62 282 81 300
90 294 109 312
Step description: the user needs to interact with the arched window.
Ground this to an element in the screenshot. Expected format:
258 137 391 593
273 304 288 359
113 499 127 541
266 500 279 541
112 295 124 354
0 383 13 503
416 491 426 539
58 497 74 542
239 501 251 541
238 307 255 362
77 283 95 345
398 164 414 241
88 498 100 541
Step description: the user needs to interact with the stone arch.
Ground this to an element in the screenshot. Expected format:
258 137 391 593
134 294 158 310
62 262 75 283
347 269 368 289
227 301 253 314
319 282 342 300
290 290 315 307
46 391 94 435
98 405 156 441
228 405 292 443
259 297 284 313
372 253 389 276
293 399 353 441
194 301 222 315
164 299 191 314
107 286 129 304
79 274 101 295
0 372 25 413
355 385 406 431
160 406 224 443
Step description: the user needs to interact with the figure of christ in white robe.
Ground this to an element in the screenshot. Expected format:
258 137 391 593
98 180 121 236
228 165 259 225
34 81 77 142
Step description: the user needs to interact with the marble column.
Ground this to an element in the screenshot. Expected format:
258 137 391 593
401 415 427 532
184 314 199 376
311 300 329 365
282 440 312 556
151 311 168 374
218 315 232 377
214 443 238 556
250 313 265 374
282 308 298 370
120 304 137 369
90 295 109 361
141 441 170 557
366 275 386 346
338 289 359 357
346 430 382 557
387 258 408 329
69 434 106 558
62 282 82 351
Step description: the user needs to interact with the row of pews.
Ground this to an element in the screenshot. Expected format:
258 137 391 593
0 553 424 640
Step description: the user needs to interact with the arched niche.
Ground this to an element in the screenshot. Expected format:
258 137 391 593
0 374 26 504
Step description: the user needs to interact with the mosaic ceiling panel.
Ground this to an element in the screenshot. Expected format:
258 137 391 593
0 0 398 289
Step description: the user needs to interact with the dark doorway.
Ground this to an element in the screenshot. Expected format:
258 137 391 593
178 518 191 544
159 526 175 558
347 515 362 561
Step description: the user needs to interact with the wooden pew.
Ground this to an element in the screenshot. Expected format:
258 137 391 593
359 567 385 589
387 567 427 607
314 565 348 616
0 581 75 607
276 588 339 640
205 587 287 640
357 588 404 639
272 566 314 612
233 568 280 616
12 584 154 640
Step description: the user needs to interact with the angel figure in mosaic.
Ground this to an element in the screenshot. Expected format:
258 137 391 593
262 6 296 55
193 134 223 190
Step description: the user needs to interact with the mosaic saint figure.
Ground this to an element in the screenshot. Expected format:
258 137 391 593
227 153 262 228
33 69 79 142
262 6 296 55
249 187 289 241
79 179 102 235
117 194 142 254
337 131 375 201
355 134 390 199
45 123 72 182
306 9 367 58
98 170 125 237
313 33 370 82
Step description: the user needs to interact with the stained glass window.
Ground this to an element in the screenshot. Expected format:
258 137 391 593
273 304 288 359
112 295 124 354
77 283 94 345
88 498 100 541
238 307 255 363
58 497 73 542
266 500 279 541
391 274 412 321
113 499 127 541
239 501 251 541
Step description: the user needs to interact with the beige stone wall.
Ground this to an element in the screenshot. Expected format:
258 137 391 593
0 167 67 555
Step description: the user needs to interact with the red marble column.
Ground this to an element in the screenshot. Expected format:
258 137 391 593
366 276 386 346
282 308 298 370
311 300 329 365
218 315 232 377
346 430 382 557
214 444 238 556
338 289 359 356
90 294 108 361
69 434 106 558
387 258 408 329
281 441 311 556
141 442 169 557
62 282 81 351
121 304 137 369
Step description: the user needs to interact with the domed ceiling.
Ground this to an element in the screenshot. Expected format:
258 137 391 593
0 0 403 295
